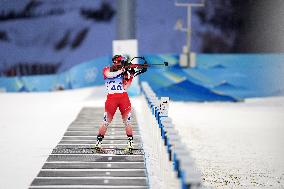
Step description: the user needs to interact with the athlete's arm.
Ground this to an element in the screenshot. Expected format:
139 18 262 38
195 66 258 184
123 73 134 89
103 67 123 79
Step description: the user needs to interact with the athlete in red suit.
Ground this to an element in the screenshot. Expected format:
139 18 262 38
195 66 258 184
95 55 134 150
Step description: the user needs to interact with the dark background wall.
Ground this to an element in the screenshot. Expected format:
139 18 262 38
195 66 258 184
191 0 284 53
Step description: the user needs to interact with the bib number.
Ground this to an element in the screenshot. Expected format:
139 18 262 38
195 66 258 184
109 81 123 91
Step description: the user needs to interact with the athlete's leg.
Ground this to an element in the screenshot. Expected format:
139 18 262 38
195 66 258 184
123 109 134 150
119 95 133 137
96 96 118 146
118 94 134 150
97 112 112 137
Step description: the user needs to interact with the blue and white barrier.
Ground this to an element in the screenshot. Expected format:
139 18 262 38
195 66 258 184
0 56 140 96
141 81 211 189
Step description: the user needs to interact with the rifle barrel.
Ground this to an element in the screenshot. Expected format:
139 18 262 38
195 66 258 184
148 62 168 66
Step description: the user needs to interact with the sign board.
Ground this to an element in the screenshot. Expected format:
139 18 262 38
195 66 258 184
159 97 170 116
113 39 138 63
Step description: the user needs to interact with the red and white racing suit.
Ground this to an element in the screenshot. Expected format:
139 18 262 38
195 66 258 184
97 67 134 137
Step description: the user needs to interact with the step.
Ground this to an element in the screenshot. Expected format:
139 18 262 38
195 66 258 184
47 154 145 162
42 162 146 169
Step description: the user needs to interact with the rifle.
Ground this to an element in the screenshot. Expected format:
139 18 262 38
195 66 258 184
110 56 168 78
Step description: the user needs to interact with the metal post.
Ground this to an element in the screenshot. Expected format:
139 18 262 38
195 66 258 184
175 0 204 68
116 0 136 40
187 6 191 60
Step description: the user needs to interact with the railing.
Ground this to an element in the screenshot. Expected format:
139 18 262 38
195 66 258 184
141 81 211 189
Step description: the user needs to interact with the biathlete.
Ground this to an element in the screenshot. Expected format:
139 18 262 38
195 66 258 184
95 55 135 151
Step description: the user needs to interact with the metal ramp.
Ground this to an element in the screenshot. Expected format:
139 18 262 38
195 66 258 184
29 107 149 189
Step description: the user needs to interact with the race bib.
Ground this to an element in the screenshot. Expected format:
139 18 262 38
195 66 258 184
105 75 126 94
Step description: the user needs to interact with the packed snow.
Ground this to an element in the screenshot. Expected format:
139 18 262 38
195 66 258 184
0 87 105 188
169 97 284 188
0 87 284 188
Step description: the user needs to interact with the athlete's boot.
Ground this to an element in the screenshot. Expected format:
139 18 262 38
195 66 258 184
126 136 134 153
94 135 104 150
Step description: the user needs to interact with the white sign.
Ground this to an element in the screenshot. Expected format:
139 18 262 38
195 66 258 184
159 97 170 116
113 39 138 63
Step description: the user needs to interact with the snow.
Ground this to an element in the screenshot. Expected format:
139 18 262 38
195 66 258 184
1 87 284 188
169 97 284 188
0 87 106 189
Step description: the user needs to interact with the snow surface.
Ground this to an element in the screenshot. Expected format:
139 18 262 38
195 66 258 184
0 87 106 189
169 97 284 188
0 87 284 188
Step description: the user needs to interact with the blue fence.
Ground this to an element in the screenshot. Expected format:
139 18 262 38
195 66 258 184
0 56 109 92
